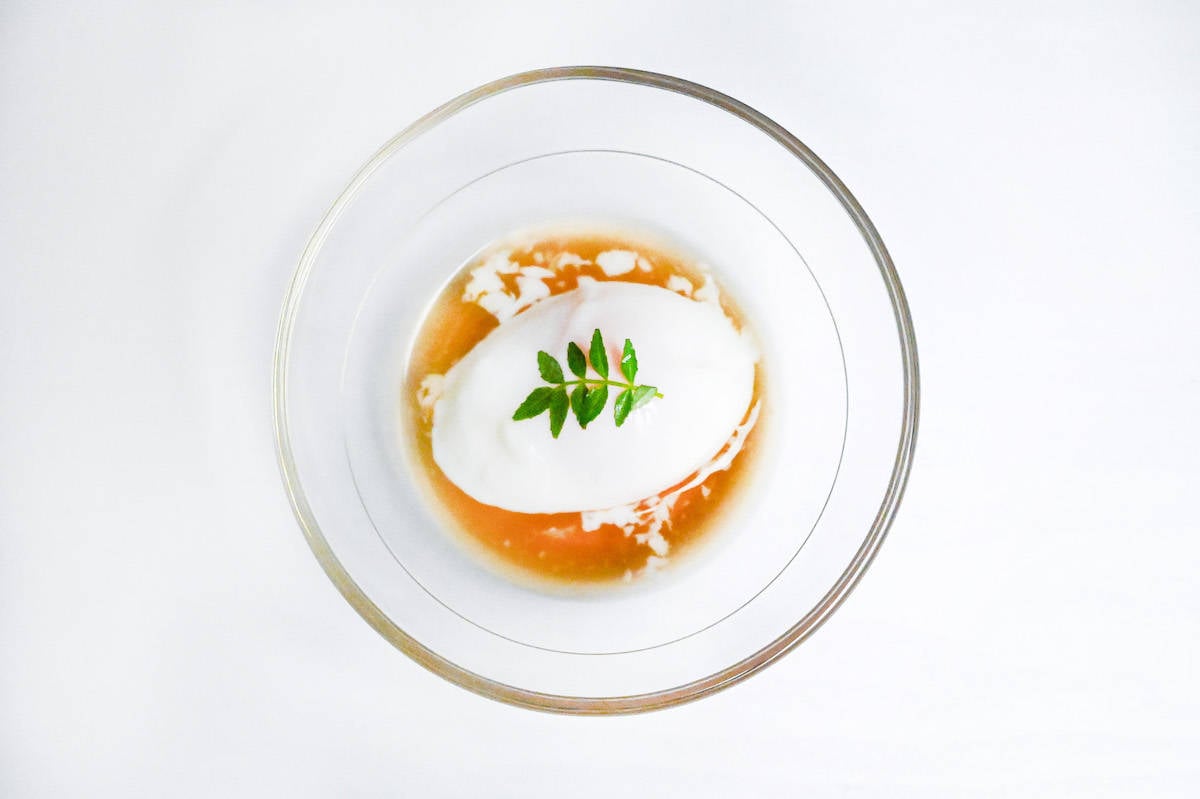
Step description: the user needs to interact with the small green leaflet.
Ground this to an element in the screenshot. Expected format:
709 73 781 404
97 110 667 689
512 386 554 420
548 388 568 438
620 338 638 383
613 389 633 427
569 384 588 420
631 384 657 410
567 342 587 378
581 384 608 427
537 350 564 383
511 328 662 437
590 329 609 378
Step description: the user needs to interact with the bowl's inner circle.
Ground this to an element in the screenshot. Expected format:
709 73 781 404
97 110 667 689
341 150 848 656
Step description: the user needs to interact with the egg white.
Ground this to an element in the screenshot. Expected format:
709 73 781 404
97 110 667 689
430 281 756 513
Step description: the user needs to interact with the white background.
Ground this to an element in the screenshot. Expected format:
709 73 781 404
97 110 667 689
2 1 1197 796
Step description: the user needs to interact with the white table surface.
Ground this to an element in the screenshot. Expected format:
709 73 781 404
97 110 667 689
3 2 1197 796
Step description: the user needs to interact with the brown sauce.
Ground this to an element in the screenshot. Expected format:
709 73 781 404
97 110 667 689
403 230 765 587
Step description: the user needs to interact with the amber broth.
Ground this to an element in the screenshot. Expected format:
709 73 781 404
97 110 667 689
403 230 765 587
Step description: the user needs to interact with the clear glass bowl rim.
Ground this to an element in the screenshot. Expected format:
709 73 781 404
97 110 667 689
272 65 920 715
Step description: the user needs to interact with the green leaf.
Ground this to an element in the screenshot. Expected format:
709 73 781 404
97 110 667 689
569 384 588 425
613 388 633 427
631 384 658 411
512 386 554 420
567 342 587 378
620 338 638 383
548 387 569 438
538 350 564 383
589 328 608 378
512 333 661 436
580 383 607 427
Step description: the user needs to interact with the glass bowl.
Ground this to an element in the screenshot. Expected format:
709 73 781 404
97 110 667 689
273 67 919 713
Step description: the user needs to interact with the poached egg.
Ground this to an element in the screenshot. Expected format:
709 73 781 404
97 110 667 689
429 280 756 514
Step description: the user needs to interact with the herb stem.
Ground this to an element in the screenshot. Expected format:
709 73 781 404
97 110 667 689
556 379 664 398
559 378 635 390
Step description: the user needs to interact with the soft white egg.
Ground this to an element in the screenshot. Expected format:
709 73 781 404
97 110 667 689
430 281 756 513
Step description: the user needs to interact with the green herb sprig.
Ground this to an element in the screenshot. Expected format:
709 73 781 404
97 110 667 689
512 328 662 438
